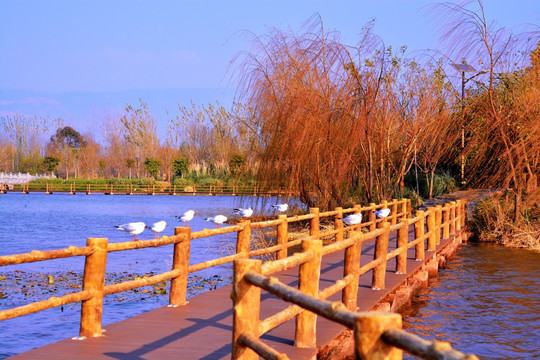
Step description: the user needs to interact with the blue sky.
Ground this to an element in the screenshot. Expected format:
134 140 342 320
1 0 539 135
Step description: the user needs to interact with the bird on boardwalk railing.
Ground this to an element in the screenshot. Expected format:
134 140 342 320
339 213 362 226
147 221 167 238
205 215 228 228
175 210 196 226
115 222 146 241
374 208 391 219
233 207 253 220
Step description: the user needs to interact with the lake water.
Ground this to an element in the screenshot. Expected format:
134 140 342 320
1 193 539 359
0 192 289 358
401 243 540 360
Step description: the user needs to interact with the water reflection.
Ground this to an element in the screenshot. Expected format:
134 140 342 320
401 243 540 360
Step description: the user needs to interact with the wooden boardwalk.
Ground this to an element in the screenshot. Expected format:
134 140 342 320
8 228 460 360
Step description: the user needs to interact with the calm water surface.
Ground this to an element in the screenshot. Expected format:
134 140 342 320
1 194 539 359
0 193 288 358
402 243 540 360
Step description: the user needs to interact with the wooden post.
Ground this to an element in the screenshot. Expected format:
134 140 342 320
462 199 468 226
442 204 450 239
343 231 362 311
427 208 436 251
232 259 261 360
372 222 390 290
435 205 442 245
334 207 344 242
400 198 408 219
276 215 288 260
369 203 377 232
407 199 412 218
450 201 456 234
170 227 191 306
354 204 363 231
396 219 408 274
236 220 251 258
309 208 320 239
79 238 108 338
391 199 398 225
414 211 425 261
295 239 322 348
456 200 462 231
354 312 403 359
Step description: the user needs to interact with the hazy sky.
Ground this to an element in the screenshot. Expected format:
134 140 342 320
2 0 539 93
0 0 539 135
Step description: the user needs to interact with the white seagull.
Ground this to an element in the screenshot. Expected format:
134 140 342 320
233 207 253 219
147 221 167 238
175 210 196 226
205 215 228 228
374 208 391 219
340 213 363 226
272 203 289 212
115 222 146 241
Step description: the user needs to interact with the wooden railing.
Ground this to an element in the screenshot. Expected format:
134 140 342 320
231 199 475 360
0 198 473 359
0 182 293 196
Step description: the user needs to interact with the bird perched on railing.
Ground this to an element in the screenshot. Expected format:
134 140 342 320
272 203 288 213
374 208 391 219
147 221 167 238
205 215 228 228
115 222 146 241
233 207 253 219
175 210 196 226
339 213 363 226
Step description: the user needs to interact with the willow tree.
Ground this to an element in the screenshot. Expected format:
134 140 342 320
430 0 540 222
235 17 456 209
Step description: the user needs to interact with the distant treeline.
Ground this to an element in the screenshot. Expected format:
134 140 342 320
1 1 538 220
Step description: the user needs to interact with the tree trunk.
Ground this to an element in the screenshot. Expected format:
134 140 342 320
513 189 522 224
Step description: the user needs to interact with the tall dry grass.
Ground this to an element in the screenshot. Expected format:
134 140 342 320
471 190 540 251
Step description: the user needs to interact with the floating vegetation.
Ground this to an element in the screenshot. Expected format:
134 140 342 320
0 270 227 307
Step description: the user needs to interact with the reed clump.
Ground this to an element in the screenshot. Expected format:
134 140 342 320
471 190 540 251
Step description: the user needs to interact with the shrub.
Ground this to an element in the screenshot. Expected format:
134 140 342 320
470 190 540 250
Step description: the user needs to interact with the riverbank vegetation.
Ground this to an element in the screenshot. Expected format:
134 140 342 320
471 189 540 251
1 1 538 247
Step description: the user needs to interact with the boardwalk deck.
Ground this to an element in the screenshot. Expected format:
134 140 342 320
8 228 459 360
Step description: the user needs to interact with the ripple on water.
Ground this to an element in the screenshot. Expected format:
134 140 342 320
402 243 540 360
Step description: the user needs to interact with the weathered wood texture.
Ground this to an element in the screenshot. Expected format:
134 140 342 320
3 198 471 360
8 225 467 360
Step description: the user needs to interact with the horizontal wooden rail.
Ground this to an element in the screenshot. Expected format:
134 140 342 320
244 268 358 329
235 253 477 360
107 235 182 252
0 290 92 321
104 269 181 295
261 251 314 277
238 332 290 360
0 246 94 266
382 328 479 360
